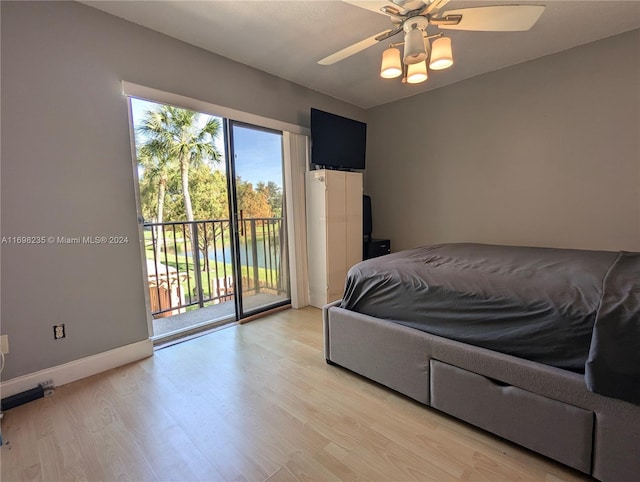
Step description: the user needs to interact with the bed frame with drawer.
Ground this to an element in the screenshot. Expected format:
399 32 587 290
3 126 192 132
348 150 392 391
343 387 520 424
323 302 640 481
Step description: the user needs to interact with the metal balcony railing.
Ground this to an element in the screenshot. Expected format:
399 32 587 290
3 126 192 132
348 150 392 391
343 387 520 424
143 217 285 318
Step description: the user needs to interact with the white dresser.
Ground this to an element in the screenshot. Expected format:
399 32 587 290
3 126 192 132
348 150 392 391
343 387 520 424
305 169 363 308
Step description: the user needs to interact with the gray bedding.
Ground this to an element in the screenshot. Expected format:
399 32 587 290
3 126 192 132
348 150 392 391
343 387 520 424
340 243 640 404
585 251 640 404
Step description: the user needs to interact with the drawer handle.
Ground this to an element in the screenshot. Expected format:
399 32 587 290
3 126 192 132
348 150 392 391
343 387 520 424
486 376 510 387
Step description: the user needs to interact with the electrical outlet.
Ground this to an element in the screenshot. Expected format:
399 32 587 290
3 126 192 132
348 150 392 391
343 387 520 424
39 379 54 389
39 379 55 397
0 334 8 354
53 324 65 340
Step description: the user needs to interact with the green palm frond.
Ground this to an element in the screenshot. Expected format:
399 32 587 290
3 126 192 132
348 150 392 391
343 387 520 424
136 103 224 222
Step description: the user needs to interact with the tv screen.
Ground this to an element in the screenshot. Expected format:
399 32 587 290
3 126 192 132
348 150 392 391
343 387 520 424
310 108 367 170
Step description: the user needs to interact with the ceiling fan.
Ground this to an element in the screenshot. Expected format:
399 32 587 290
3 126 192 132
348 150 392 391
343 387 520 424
318 1 546 84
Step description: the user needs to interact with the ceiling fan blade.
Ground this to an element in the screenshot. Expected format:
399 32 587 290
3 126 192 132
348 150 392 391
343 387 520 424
390 0 427 11
342 1 399 16
437 5 545 31
421 0 450 15
342 0 413 22
318 29 395 65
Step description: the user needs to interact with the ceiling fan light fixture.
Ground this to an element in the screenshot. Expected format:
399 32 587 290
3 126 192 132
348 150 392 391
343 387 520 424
403 27 427 65
406 60 428 84
380 47 402 79
429 36 454 70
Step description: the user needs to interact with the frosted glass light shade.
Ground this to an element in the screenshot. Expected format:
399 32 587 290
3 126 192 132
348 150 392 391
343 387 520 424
380 47 402 78
430 37 453 70
403 28 427 65
406 60 428 84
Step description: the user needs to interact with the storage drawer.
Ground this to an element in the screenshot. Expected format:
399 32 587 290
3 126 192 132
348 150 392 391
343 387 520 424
430 360 593 473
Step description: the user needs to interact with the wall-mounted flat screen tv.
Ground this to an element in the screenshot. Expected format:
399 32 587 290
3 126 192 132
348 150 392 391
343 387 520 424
310 108 367 170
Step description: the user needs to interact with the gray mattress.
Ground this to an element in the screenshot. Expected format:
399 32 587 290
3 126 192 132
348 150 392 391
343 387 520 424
340 243 640 404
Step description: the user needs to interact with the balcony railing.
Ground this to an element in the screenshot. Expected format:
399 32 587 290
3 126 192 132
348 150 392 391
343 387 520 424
144 217 285 318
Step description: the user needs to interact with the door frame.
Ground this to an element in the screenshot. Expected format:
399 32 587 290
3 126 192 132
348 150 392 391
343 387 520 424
225 119 291 320
124 82 303 335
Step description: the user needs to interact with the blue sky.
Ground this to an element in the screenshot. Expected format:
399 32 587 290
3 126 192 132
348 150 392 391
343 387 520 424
130 98 283 188
231 125 283 189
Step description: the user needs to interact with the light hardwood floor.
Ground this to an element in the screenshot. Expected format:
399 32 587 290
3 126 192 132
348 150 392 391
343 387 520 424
1 307 591 481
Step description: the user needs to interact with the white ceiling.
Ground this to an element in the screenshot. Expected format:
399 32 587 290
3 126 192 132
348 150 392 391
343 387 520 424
83 0 640 109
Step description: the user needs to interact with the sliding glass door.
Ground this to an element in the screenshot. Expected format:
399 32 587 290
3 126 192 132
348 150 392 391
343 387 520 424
129 97 290 339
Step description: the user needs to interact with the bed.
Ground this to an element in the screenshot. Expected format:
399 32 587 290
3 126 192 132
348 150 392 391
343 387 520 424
323 243 640 481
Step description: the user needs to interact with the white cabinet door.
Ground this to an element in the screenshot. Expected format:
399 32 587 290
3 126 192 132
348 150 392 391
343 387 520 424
306 171 329 308
325 171 348 304
345 171 364 270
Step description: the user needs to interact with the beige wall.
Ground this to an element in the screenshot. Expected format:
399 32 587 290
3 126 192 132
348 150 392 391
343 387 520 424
365 29 640 253
0 1 365 381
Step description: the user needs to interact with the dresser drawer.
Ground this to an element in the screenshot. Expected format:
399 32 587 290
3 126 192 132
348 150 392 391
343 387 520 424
429 360 593 473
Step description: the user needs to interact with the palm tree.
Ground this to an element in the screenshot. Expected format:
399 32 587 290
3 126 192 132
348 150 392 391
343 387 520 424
138 106 222 223
136 142 173 262
137 105 223 280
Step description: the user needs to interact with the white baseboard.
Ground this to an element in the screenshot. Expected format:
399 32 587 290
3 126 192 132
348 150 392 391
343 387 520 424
0 339 153 399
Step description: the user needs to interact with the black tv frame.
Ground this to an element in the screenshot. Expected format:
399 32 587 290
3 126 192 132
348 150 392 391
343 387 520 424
310 108 367 171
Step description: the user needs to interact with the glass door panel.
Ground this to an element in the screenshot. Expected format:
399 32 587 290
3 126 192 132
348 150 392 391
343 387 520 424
129 98 237 339
228 122 290 318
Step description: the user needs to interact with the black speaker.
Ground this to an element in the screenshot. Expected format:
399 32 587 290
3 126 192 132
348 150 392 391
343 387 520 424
363 195 372 239
364 238 391 259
